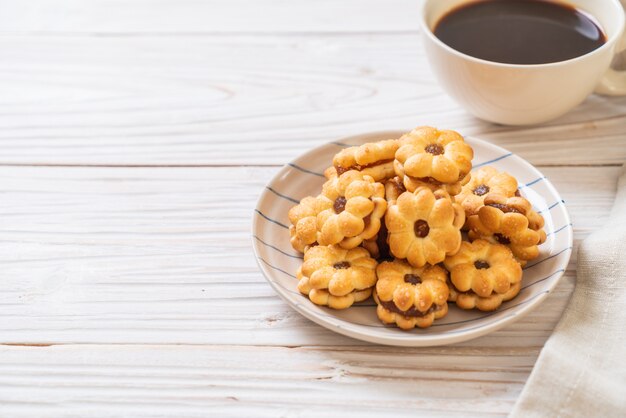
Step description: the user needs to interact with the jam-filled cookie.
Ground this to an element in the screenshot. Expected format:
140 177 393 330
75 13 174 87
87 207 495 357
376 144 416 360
374 260 449 329
467 193 545 263
447 279 521 312
386 187 465 267
361 220 391 260
444 239 522 311
384 176 406 204
288 195 333 253
394 126 474 196
323 166 338 180
527 208 548 246
297 245 378 309
333 139 400 181
455 166 519 217
317 170 386 249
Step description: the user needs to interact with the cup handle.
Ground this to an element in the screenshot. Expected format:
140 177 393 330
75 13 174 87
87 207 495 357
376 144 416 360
594 27 626 96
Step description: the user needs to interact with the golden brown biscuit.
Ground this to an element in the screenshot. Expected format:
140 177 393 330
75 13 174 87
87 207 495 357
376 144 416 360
384 176 406 204
361 237 380 259
444 240 522 297
297 245 377 309
394 126 473 196
444 239 523 311
386 187 465 267
527 208 548 245
324 166 338 180
361 220 390 260
317 170 386 249
400 172 471 196
333 139 400 181
447 280 521 311
455 166 519 217
374 259 449 329
288 195 333 253
466 193 544 262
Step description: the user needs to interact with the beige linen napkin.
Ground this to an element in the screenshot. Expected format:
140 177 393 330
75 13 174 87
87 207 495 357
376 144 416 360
510 164 626 417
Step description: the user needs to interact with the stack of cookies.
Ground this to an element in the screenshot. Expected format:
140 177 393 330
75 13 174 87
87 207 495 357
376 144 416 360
288 126 546 330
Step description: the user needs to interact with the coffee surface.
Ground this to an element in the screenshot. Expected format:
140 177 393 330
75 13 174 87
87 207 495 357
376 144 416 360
434 0 606 65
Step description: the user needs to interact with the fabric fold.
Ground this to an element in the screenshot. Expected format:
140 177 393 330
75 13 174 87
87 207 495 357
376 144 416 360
510 164 626 418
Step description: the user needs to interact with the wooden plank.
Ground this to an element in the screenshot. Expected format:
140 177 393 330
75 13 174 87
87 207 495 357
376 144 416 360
0 2 621 415
0 344 536 418
0 165 618 346
0 35 624 166
0 0 419 34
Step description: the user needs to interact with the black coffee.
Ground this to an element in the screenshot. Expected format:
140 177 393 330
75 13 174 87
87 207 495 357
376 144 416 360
434 0 606 65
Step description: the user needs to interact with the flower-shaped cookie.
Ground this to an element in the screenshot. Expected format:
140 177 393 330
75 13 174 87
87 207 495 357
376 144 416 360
333 139 399 181
401 172 471 197
361 220 390 260
455 166 519 216
386 187 465 267
288 195 333 252
297 245 378 309
384 176 406 204
443 240 522 312
527 208 548 245
317 170 387 249
324 166 338 180
394 126 473 195
467 194 544 262
447 278 521 312
374 260 449 329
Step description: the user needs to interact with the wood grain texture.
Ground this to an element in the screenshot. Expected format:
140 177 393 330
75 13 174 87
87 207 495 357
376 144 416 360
2 1 625 415
0 0 420 34
0 34 624 165
0 165 618 347
0 344 533 418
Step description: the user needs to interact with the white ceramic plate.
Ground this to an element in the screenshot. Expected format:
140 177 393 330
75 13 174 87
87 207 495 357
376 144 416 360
252 131 573 346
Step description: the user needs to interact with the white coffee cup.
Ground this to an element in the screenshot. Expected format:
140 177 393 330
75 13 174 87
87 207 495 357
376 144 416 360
419 0 626 125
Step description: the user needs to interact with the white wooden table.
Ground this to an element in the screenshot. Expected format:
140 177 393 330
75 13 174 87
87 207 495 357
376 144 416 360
1 1 625 416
